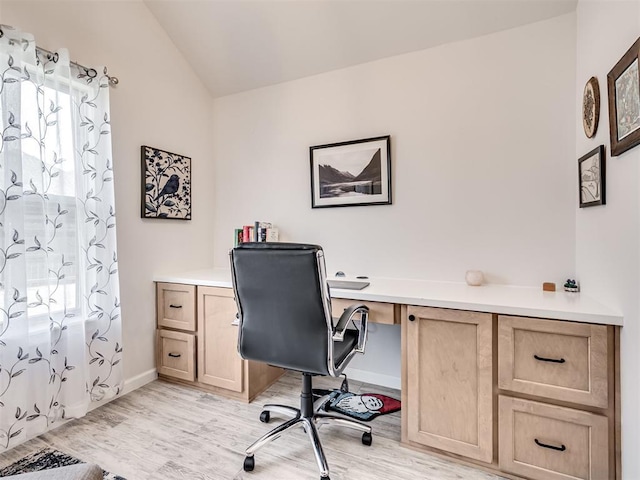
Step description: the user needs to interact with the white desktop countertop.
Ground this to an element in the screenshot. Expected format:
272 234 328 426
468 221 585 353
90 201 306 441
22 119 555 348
154 268 623 326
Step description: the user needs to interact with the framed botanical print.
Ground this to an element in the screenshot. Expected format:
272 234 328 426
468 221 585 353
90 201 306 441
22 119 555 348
607 37 640 156
578 145 606 208
141 146 192 219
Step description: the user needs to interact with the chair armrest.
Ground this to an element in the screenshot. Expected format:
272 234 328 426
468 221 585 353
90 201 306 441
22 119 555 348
333 303 369 345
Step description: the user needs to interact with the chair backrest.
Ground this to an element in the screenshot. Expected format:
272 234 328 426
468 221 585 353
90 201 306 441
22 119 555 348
230 242 333 375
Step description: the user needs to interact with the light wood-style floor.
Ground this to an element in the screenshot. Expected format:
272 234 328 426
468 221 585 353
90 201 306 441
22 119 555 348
0 373 504 479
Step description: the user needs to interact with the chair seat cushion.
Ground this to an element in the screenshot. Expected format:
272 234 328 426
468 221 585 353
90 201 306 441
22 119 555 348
332 330 359 368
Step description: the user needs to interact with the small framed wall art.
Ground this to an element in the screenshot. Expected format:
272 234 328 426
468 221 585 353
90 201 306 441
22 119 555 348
578 145 606 208
582 76 600 138
141 145 192 219
309 135 391 208
607 37 640 156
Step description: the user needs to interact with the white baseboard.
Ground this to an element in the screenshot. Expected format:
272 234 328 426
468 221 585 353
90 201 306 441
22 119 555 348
89 368 157 411
123 368 158 394
344 367 401 390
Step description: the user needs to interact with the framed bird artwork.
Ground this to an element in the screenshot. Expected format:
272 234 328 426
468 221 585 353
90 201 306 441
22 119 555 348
141 146 192 219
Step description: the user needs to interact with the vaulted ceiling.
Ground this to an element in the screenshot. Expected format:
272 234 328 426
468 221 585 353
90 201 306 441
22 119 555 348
144 0 577 98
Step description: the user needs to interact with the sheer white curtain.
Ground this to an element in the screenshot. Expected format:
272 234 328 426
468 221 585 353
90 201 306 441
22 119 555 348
0 25 123 451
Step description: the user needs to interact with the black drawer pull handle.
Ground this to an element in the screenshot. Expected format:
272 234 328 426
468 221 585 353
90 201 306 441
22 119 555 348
169 304 182 309
534 354 565 364
408 314 416 321
168 352 182 358
535 438 566 452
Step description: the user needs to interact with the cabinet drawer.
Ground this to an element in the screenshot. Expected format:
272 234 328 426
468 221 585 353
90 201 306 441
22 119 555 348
157 329 196 382
498 316 609 407
499 396 608 480
157 282 196 331
331 298 398 325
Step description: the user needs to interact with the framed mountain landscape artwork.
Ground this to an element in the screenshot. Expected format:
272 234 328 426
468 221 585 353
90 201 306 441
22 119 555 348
141 146 192 219
310 135 392 208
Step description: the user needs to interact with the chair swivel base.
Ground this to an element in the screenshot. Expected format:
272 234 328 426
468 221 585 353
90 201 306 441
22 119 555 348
242 375 373 480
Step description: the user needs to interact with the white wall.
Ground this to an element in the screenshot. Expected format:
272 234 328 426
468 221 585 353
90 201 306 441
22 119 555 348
212 14 577 386
2 1 215 386
212 14 576 286
575 1 640 476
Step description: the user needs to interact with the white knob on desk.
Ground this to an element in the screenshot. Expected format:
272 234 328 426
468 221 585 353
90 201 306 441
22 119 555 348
465 270 484 286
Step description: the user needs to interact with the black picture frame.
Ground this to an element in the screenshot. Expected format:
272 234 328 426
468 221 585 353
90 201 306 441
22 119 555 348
141 145 192 220
607 37 640 156
309 135 392 208
578 145 606 208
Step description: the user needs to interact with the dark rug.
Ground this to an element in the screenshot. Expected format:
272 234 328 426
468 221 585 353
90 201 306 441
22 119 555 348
0 448 125 479
315 389 401 421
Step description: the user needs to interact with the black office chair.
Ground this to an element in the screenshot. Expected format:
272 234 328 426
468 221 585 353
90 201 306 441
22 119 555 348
230 242 372 480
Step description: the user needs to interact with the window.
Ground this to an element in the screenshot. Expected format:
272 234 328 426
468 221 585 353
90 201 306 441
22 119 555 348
1 77 81 324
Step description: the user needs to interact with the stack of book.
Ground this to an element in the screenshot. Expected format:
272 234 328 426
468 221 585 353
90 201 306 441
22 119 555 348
234 222 279 247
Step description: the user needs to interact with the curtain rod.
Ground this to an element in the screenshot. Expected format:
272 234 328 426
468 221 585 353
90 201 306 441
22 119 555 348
0 26 119 86
35 45 119 87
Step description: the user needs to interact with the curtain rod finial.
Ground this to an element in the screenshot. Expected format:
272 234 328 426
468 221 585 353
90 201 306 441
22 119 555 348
108 76 119 86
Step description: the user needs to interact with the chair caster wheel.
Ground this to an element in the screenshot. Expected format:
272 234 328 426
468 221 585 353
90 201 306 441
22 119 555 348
362 432 372 446
243 456 255 472
259 411 270 423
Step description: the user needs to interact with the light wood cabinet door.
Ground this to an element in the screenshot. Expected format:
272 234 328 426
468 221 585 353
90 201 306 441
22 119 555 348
405 306 493 463
499 396 608 480
156 282 196 331
197 286 243 392
498 316 609 407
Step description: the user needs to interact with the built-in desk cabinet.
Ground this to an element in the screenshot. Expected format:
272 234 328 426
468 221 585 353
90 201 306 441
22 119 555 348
156 282 399 400
156 275 621 480
402 307 619 480
155 282 283 402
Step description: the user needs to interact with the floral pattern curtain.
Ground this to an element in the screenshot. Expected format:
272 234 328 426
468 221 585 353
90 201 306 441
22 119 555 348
0 25 123 451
